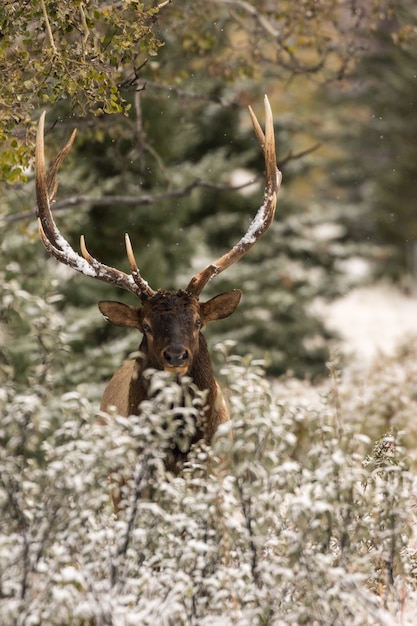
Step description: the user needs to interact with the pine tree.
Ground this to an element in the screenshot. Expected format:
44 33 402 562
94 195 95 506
323 1 417 281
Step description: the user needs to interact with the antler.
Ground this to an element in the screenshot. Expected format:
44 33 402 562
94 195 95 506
186 94 281 296
36 97 280 301
35 112 156 300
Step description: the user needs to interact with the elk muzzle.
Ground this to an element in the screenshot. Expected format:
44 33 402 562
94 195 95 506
161 344 192 374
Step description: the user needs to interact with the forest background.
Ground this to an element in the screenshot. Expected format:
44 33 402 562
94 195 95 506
1 1 417 624
2 0 416 382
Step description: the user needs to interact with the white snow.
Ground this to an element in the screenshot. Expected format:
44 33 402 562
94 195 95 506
241 200 269 245
229 167 260 196
321 283 417 363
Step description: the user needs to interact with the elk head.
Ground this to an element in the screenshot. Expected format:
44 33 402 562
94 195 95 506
35 96 281 428
98 289 242 376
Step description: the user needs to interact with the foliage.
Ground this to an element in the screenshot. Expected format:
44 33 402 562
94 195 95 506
1 337 417 624
0 0 162 180
156 0 388 86
0 0 395 182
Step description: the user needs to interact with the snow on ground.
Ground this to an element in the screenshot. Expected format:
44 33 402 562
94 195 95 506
321 283 417 364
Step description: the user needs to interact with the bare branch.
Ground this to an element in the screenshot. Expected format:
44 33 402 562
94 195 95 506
5 142 318 227
79 2 90 47
210 0 279 39
123 79 233 107
3 179 260 226
280 142 321 168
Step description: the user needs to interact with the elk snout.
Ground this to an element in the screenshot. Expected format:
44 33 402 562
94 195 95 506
162 345 191 370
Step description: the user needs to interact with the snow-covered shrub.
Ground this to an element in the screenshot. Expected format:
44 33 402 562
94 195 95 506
1 347 416 625
323 338 417 462
0 260 67 390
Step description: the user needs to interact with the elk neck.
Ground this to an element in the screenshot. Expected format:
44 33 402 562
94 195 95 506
128 330 217 414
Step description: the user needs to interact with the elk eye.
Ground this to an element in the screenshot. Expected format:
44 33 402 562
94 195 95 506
142 322 152 334
195 318 202 329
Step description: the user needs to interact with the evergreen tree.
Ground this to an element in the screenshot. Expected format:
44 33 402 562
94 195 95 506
323 0 417 281
2 0 410 379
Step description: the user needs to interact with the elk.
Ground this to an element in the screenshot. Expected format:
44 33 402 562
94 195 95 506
35 96 281 474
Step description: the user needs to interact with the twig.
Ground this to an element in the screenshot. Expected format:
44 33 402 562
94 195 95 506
134 90 145 172
111 458 150 589
79 2 90 47
155 0 173 8
236 479 260 587
40 0 57 54
279 142 321 167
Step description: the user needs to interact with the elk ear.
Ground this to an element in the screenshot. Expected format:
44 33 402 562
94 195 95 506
200 289 242 324
98 301 141 329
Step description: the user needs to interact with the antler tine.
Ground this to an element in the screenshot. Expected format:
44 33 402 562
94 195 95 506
186 95 282 296
36 112 155 300
125 233 155 299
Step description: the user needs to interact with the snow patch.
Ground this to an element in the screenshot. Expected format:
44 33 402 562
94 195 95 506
321 284 417 362
229 167 260 196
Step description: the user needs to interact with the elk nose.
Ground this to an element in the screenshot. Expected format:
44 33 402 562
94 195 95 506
163 346 190 368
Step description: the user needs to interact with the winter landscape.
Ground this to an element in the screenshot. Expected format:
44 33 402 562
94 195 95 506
2 1 417 624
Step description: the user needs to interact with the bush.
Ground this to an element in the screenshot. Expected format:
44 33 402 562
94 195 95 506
1 348 416 625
